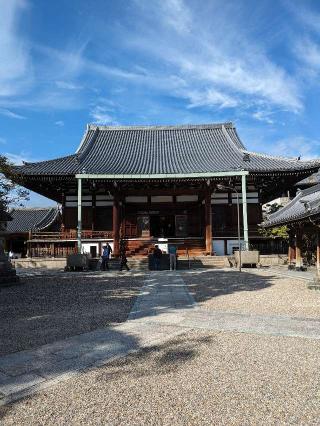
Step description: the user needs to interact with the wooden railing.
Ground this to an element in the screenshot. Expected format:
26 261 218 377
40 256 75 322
30 230 113 240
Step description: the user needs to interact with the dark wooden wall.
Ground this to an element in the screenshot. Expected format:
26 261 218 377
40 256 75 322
63 202 262 237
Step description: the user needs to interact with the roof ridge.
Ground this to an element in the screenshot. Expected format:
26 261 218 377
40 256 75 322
18 154 77 167
221 124 244 151
77 127 99 164
263 185 320 227
299 183 320 197
264 184 320 225
10 207 56 211
266 191 303 222
242 149 320 164
87 122 234 131
35 206 59 231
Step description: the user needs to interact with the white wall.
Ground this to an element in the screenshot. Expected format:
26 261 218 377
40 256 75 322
81 241 114 257
212 239 245 255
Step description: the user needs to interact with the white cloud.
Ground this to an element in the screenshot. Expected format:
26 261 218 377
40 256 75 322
5 151 40 165
186 88 238 109
55 120 64 126
288 3 320 36
0 108 26 119
90 106 118 125
0 0 32 97
295 38 320 72
157 0 192 34
55 80 83 90
129 0 303 113
252 110 274 125
269 137 320 160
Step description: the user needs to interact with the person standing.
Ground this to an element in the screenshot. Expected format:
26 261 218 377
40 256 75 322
101 242 112 271
168 244 177 270
153 245 162 270
119 240 130 271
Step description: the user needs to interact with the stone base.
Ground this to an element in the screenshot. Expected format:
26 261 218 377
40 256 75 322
296 266 307 272
0 258 20 287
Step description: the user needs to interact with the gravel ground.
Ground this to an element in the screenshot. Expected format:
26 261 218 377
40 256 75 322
0 273 144 356
183 269 320 318
1 329 320 425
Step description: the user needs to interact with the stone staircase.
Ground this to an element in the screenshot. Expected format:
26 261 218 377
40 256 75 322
126 238 207 257
98 258 149 271
178 256 230 269
105 256 229 271
126 240 152 257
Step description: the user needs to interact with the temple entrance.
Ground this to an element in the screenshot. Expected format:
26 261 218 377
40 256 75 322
150 215 175 237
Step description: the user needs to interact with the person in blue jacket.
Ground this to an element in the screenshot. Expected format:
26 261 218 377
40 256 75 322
101 242 112 271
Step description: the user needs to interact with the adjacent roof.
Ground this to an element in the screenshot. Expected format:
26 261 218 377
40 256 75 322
7 207 60 233
262 184 320 227
295 169 320 187
13 123 320 177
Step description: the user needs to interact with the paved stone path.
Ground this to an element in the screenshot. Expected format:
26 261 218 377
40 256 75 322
266 266 315 282
1 270 320 406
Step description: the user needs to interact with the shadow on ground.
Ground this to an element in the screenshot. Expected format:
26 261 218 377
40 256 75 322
0 274 143 356
0 330 212 421
0 268 277 416
99 332 213 381
182 269 273 302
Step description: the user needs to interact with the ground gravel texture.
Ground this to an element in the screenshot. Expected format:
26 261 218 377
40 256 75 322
183 269 320 318
0 273 144 356
1 329 320 425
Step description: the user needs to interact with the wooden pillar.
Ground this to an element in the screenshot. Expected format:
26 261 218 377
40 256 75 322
61 192 66 230
295 228 302 270
205 188 212 255
51 242 55 258
113 195 120 257
316 230 320 271
27 231 32 258
92 191 96 232
288 229 295 266
77 178 82 253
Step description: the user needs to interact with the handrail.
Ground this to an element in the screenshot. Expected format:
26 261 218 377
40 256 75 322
30 230 114 240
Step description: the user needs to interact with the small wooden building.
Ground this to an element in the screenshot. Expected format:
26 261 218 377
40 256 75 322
262 180 320 270
1 207 60 257
10 122 320 258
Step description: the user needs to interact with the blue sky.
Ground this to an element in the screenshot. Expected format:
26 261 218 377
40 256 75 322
1 0 320 206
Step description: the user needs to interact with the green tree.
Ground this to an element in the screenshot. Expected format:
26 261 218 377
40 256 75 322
260 201 289 240
0 155 29 230
259 224 289 240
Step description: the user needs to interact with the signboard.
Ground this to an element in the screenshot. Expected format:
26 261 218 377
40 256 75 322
175 215 187 237
137 215 150 237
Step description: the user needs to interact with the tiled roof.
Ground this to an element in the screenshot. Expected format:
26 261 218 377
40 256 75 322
7 207 60 233
262 184 320 227
296 170 320 187
13 123 320 177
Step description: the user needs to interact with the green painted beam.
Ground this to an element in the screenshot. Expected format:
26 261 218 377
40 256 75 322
76 171 249 180
241 174 249 249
